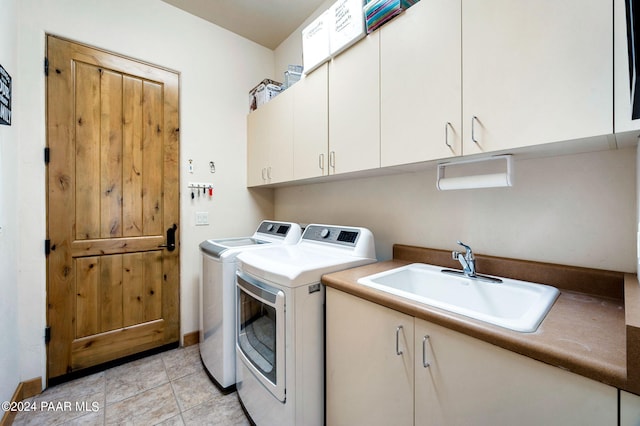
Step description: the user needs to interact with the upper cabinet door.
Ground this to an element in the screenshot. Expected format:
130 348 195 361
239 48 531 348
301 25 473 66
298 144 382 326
267 91 294 184
462 0 613 154
247 108 269 187
293 63 329 180
246 90 294 186
329 32 381 175
380 0 462 166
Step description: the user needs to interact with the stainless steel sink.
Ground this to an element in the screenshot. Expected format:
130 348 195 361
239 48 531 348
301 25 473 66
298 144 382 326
357 263 560 332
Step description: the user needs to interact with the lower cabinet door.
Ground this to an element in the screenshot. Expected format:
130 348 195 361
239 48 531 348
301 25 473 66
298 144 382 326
415 318 618 425
326 288 413 426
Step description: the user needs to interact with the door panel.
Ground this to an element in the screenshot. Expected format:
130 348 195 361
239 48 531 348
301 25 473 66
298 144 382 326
46 35 180 379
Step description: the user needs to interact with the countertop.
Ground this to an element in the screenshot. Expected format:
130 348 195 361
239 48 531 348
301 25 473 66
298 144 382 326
321 244 639 393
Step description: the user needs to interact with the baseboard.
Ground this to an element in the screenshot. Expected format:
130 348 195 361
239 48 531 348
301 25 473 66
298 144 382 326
0 377 42 426
183 331 199 347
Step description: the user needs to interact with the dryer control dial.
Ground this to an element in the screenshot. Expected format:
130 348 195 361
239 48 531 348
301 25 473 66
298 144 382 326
320 228 330 238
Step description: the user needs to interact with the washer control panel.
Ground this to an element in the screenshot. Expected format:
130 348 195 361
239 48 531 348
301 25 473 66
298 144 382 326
302 225 360 247
256 221 293 236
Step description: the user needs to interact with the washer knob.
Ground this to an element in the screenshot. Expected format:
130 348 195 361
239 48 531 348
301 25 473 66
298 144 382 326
266 224 274 232
320 228 330 238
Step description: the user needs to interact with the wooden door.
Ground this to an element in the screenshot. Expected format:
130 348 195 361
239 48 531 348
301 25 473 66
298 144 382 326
46 36 180 380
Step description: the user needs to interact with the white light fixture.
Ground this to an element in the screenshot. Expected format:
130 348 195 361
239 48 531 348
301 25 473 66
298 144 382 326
436 155 513 191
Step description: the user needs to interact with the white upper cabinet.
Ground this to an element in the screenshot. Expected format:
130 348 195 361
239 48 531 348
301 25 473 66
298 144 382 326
246 89 294 186
614 0 640 142
293 63 329 180
380 0 462 166
462 0 613 154
247 0 617 187
329 32 381 174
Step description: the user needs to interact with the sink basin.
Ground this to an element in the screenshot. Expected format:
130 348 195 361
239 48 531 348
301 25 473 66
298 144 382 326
357 263 560 332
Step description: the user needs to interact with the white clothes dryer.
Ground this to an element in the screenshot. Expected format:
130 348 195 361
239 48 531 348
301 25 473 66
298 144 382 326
199 221 301 392
235 224 376 425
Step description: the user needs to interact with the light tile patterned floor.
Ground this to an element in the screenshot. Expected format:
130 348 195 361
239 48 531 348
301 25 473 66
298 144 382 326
13 345 250 426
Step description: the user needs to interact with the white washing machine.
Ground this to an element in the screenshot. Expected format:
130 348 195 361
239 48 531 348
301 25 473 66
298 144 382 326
199 220 301 392
235 224 376 425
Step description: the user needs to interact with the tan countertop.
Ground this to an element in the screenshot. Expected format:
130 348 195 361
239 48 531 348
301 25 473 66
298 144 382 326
321 245 639 393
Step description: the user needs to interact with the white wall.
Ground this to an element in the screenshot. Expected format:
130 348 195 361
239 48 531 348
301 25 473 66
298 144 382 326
16 0 275 388
275 147 637 273
0 0 21 405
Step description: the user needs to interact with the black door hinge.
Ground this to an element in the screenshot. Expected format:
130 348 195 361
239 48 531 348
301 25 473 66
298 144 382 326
44 326 51 344
44 57 49 77
45 239 51 256
44 147 50 164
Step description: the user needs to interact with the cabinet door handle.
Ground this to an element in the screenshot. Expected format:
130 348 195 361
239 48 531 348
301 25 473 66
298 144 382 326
445 122 453 150
471 116 480 144
267 166 272 180
329 151 336 172
422 335 431 368
396 325 403 356
319 153 325 172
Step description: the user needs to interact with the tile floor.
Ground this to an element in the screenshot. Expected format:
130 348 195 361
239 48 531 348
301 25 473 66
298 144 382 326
13 345 250 426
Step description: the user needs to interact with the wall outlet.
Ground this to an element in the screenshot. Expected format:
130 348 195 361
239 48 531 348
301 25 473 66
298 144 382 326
195 212 209 226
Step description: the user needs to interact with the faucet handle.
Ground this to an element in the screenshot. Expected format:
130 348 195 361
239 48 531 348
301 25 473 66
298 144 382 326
456 241 474 259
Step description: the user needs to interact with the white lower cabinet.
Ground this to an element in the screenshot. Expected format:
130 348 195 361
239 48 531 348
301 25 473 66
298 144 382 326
415 318 617 425
326 288 618 426
326 287 413 426
621 390 640 426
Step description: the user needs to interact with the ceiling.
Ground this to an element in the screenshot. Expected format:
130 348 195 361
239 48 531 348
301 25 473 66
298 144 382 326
160 0 327 50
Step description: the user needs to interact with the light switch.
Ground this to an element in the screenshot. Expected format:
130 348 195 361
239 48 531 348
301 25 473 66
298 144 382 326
195 212 209 226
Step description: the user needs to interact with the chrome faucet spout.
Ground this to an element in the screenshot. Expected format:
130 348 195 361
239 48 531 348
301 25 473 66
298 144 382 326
453 241 476 277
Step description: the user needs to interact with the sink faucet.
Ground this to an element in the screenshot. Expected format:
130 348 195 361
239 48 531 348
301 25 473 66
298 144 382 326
452 241 476 278
444 241 502 283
